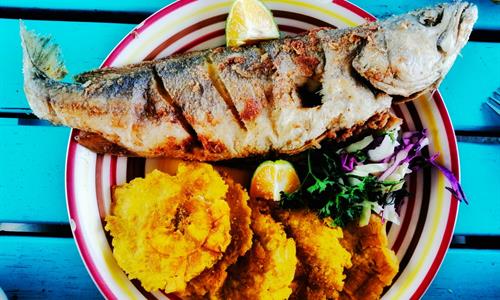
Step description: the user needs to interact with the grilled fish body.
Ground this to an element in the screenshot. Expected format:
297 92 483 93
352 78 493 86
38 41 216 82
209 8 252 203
21 2 477 160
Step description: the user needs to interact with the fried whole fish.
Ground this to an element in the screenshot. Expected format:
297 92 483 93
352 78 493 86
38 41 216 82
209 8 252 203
21 2 477 160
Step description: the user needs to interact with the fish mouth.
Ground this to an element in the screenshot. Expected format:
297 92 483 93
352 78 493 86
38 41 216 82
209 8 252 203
436 2 477 55
460 2 478 23
457 2 478 39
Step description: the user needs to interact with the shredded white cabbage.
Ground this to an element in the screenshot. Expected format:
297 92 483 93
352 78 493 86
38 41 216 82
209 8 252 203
368 135 399 162
345 135 374 153
348 163 389 177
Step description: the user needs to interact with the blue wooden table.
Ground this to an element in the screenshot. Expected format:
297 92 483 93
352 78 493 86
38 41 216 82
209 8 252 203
0 1 499 299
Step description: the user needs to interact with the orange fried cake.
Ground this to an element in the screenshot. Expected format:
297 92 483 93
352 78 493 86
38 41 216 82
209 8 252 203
223 204 297 300
105 163 251 294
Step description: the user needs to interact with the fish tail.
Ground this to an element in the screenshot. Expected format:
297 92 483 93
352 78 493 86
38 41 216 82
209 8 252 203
20 21 67 122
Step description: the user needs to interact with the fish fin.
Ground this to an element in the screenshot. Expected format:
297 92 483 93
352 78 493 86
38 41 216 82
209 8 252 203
75 131 136 156
20 21 68 80
20 21 68 122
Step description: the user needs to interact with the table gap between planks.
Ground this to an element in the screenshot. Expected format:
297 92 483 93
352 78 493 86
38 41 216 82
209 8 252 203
0 1 499 299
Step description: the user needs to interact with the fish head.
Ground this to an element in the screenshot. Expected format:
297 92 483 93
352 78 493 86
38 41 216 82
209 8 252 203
353 2 478 99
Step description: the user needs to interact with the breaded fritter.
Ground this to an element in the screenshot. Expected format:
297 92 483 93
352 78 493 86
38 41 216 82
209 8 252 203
105 163 231 293
223 206 297 300
340 214 399 300
276 210 352 299
179 176 253 299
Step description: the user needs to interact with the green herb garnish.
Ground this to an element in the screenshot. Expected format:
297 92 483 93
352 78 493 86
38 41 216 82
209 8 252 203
280 150 404 227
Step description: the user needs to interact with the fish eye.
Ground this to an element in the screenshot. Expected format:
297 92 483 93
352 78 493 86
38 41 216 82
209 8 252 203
417 8 443 27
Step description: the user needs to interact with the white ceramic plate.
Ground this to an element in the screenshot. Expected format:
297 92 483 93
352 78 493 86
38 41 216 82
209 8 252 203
66 1 461 299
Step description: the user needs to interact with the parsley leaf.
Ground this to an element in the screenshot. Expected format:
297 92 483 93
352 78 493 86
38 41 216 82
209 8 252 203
280 149 405 227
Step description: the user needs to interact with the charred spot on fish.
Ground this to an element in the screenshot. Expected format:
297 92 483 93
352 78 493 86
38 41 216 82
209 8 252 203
288 37 322 77
417 8 443 27
225 56 246 66
240 98 262 121
294 56 321 78
289 39 307 56
152 137 195 156
257 55 276 77
198 136 227 154
297 78 323 108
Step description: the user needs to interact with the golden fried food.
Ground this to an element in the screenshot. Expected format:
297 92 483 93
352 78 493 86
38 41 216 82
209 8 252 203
105 159 398 299
276 210 352 300
179 175 253 299
340 214 399 300
223 206 297 300
105 163 231 293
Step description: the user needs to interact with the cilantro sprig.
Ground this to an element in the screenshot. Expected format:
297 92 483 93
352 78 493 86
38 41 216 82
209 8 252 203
280 149 405 227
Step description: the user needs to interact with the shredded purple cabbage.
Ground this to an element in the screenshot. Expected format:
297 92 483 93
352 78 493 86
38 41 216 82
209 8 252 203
379 130 428 180
340 152 358 172
402 129 429 152
379 146 410 180
378 129 467 204
426 154 468 204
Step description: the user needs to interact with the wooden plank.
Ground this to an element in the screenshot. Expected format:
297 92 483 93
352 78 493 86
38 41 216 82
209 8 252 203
454 141 500 236
1 122 499 235
0 236 101 299
0 0 498 30
1 236 499 299
0 19 134 110
424 249 500 299
0 124 70 223
1 18 499 131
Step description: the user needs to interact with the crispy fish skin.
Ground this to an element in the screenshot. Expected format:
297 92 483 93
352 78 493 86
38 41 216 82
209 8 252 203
21 2 477 160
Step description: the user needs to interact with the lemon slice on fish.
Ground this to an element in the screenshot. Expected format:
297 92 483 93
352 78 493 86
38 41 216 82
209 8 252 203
226 0 280 47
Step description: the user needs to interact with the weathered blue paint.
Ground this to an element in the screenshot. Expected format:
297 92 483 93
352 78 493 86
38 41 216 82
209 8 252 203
0 0 498 29
0 1 499 298
0 236 102 299
0 125 70 223
424 249 500 299
455 142 500 235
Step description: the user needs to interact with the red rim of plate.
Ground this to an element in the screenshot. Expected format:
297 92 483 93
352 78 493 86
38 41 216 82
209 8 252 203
65 1 460 299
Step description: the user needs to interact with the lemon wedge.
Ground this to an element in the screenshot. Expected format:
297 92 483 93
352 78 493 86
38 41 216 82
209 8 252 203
249 160 301 201
226 0 280 47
